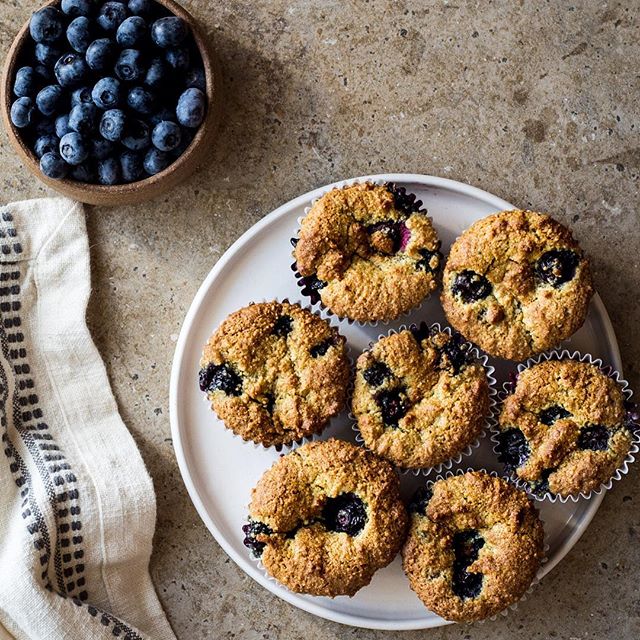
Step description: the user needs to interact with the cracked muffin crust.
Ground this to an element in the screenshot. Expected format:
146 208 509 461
242 439 408 596
496 359 636 497
402 471 544 622
441 210 593 360
198 301 351 447
352 324 491 469
293 182 442 322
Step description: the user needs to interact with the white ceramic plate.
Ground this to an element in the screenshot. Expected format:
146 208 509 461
170 174 621 630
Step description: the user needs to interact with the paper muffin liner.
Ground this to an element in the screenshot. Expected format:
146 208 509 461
198 297 355 452
348 322 497 477
412 467 549 624
489 349 640 503
289 176 443 327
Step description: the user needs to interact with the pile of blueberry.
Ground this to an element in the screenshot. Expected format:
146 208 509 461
9 0 207 184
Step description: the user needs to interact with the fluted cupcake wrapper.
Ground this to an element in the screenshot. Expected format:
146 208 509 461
290 176 440 327
198 296 355 452
489 349 639 504
415 467 549 624
348 322 497 477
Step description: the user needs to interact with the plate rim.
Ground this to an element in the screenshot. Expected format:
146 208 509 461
169 173 617 630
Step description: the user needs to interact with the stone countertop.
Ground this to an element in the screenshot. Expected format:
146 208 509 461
1 0 639 638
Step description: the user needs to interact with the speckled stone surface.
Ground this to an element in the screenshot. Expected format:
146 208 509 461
1 0 639 637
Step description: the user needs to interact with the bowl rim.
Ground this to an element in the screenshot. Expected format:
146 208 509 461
0 0 218 198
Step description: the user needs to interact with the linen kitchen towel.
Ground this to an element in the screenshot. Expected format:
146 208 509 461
0 198 175 640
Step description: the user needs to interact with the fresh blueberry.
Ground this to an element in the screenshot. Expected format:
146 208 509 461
13 67 36 98
35 85 64 116
116 16 147 47
416 246 442 273
61 0 93 17
452 529 485 600
39 151 68 179
55 113 71 137
143 56 167 90
34 63 54 83
149 107 175 127
122 118 150 150
99 108 126 141
54 53 88 88
165 46 189 72
70 162 96 182
170 126 194 157
151 120 181 151
10 97 35 128
97 156 121 184
34 134 59 158
184 66 205 91
59 131 89 165
143 147 171 175
115 48 145 82
363 361 392 387
272 314 293 337
322 493 367 536
451 270 492 303
309 337 335 358
577 425 609 451
242 520 272 557
386 182 426 216
67 17 93 53
534 249 580 288
151 16 188 48
70 86 92 106
120 150 143 182
176 87 206 128
89 137 114 160
127 86 155 114
85 38 116 71
34 117 56 136
496 428 530 471
35 43 62 66
198 362 242 396
539 405 571 426
30 7 65 44
408 486 433 516
91 77 122 109
68 103 97 136
128 0 153 16
376 387 408 427
97 2 128 32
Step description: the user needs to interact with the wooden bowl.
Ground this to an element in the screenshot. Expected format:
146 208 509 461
1 0 222 206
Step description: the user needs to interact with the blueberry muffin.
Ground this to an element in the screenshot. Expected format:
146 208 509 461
495 358 636 498
242 439 408 596
441 210 593 360
198 302 350 447
402 471 544 622
352 324 491 469
293 182 442 322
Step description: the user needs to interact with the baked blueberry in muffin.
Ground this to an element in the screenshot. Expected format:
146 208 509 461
352 324 491 469
496 358 636 497
441 210 593 360
244 439 407 596
292 182 442 322
402 471 544 622
198 301 350 447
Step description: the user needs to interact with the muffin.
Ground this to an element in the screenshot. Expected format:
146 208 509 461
402 471 544 622
293 182 442 322
495 358 636 498
242 439 408 597
441 210 593 360
198 301 350 447
352 323 491 469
